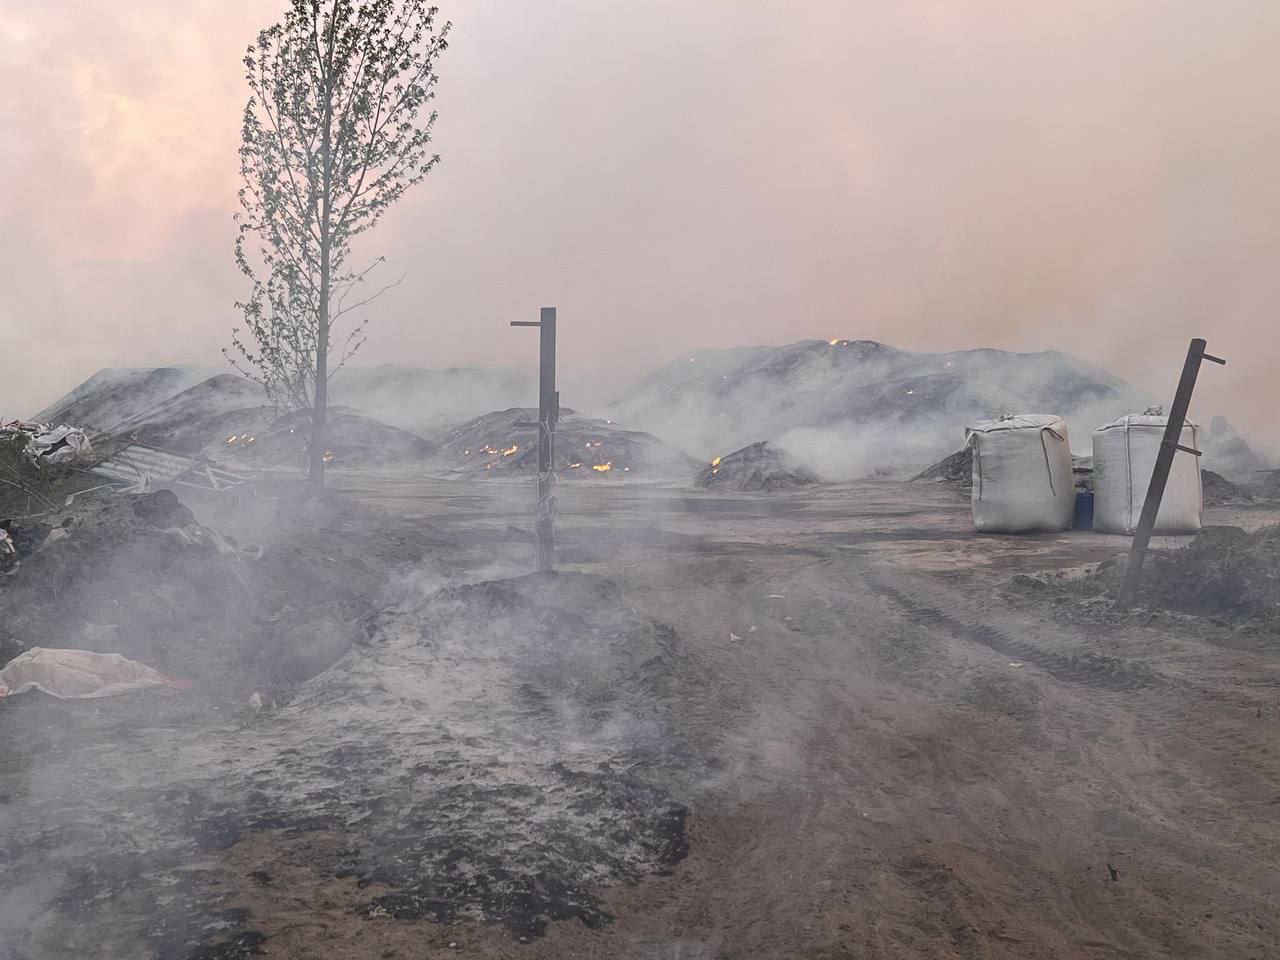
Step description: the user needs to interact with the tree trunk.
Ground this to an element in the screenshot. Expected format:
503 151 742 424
311 56 335 495
309 239 330 493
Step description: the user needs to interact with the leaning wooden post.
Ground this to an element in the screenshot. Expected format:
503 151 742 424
1116 338 1225 608
510 307 558 571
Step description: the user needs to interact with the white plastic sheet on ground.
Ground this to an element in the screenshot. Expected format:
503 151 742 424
0 647 186 699
1093 415 1202 535
967 415 1075 533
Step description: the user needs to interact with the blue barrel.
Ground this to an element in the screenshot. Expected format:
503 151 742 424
1072 490 1094 531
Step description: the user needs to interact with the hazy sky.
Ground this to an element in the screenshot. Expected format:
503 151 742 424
2 1 1278 445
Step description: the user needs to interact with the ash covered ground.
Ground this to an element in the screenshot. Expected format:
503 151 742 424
0 487 704 958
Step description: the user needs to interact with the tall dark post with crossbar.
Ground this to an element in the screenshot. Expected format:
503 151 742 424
1117 337 1226 608
510 307 558 571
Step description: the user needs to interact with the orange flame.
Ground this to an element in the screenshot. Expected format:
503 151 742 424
592 462 612 472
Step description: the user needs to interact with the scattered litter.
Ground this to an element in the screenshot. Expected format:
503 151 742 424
0 529 14 559
766 594 786 600
729 631 742 641
41 527 70 548
0 647 191 699
1008 661 1024 668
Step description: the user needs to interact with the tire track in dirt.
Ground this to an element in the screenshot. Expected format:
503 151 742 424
863 567 1280 810
863 572 1153 693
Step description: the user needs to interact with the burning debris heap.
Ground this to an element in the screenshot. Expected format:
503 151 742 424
104 375 431 468
424 407 701 481
608 339 1150 475
694 441 820 491
34 363 532 471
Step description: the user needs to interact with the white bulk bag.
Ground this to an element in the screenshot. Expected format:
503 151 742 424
1092 415 1202 535
967 415 1075 533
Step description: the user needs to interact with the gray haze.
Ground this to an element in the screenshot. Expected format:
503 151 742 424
1 1 1277 446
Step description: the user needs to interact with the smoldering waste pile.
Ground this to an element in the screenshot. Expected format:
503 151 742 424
0 488 443 694
694 441 819 491
0 564 701 954
425 407 701 480
106 374 430 468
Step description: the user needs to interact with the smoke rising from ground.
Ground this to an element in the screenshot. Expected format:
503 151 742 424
2 1 1278 445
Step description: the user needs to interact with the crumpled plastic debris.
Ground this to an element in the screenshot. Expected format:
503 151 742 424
0 529 15 566
0 647 191 699
1 420 93 466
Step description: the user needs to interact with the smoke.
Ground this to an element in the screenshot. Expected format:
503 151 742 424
1 0 1277 445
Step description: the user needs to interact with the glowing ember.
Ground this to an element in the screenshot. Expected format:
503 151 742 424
502 444 519 456
828 338 839 346
322 451 335 463
592 462 612 472
711 455 722 467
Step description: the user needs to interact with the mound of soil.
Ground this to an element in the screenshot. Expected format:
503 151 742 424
1202 469 1254 506
694 441 820 491
1022 525 1280 627
912 446 973 486
1133 525 1280 622
425 408 701 481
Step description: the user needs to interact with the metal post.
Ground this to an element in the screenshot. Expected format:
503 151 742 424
1117 337 1225 607
510 307 558 571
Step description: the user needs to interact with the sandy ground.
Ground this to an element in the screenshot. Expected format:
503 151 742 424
6 474 1280 959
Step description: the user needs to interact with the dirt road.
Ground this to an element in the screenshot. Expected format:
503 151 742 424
4 475 1279 959
336 475 1280 959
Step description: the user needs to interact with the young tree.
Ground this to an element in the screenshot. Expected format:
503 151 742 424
229 0 449 490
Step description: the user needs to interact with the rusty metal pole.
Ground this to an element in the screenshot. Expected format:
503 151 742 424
510 307 558 571
1117 338 1225 608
